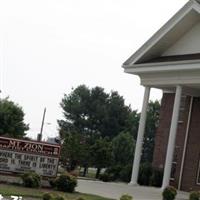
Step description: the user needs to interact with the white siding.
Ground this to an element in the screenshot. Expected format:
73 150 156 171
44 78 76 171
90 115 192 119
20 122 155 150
163 21 200 56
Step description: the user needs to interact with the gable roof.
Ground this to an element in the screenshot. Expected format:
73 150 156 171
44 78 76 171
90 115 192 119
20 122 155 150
123 0 200 68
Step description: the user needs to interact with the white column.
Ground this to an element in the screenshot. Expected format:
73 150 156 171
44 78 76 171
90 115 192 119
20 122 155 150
129 86 151 185
162 85 182 190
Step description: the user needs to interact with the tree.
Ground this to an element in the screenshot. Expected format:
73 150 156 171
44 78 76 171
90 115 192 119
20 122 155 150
90 137 112 178
142 100 161 163
60 132 82 171
0 98 29 138
125 110 140 140
58 85 133 172
58 85 132 139
112 132 135 166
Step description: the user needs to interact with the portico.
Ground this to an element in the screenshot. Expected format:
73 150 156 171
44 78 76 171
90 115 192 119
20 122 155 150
123 0 200 191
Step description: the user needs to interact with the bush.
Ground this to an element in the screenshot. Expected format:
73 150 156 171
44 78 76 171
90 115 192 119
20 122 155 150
138 163 153 186
76 198 86 200
21 172 41 188
49 178 57 188
43 193 64 200
120 194 133 200
189 191 200 200
99 172 115 182
119 165 132 182
162 186 177 200
54 195 65 200
99 165 122 182
53 173 77 193
105 165 122 180
43 193 54 200
150 168 163 187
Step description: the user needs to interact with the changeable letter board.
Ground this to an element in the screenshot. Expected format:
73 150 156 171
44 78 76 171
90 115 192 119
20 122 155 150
0 137 60 177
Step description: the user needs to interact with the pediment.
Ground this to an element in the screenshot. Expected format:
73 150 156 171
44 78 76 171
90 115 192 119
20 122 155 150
123 0 200 67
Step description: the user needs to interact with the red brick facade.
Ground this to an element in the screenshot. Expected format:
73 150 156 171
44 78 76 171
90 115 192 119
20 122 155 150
153 93 200 191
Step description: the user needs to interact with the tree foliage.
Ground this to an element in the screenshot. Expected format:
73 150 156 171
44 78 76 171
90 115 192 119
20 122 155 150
142 100 160 163
90 137 112 178
112 132 135 166
0 98 29 138
58 85 131 139
58 85 161 177
58 85 133 171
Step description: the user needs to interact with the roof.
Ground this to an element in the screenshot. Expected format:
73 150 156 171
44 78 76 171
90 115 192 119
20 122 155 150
123 0 200 68
140 53 200 64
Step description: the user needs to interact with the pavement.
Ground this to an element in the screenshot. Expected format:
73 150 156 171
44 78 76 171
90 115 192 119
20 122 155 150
76 180 189 200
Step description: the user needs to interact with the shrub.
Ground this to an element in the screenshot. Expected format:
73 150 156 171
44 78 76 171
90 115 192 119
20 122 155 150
69 169 79 177
138 163 153 186
43 193 54 200
150 168 163 187
120 194 133 200
119 165 132 182
189 191 200 200
76 198 86 200
162 186 177 200
21 172 41 188
43 193 64 200
105 165 122 180
54 195 65 200
99 172 115 182
49 178 57 188
53 173 77 192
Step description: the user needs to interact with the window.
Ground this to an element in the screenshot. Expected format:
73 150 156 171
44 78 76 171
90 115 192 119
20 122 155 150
170 147 179 181
196 155 200 185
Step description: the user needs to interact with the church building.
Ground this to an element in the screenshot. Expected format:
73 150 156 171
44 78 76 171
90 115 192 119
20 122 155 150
123 0 200 191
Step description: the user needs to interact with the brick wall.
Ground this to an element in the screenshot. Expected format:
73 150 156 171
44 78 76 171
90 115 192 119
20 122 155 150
181 97 200 191
152 93 174 169
152 93 194 191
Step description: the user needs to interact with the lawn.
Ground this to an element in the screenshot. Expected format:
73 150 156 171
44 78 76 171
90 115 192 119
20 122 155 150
0 184 114 200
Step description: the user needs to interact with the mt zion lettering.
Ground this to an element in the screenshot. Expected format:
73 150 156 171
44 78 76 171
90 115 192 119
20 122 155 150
0 137 60 157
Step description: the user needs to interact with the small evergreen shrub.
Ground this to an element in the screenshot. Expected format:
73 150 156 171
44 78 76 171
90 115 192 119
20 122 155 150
119 165 132 182
43 193 64 200
21 172 41 188
150 168 163 187
105 165 122 180
162 186 177 200
138 163 153 186
189 191 200 200
76 198 86 200
43 193 54 200
53 173 77 193
99 172 115 182
120 194 133 200
49 178 57 188
54 195 65 200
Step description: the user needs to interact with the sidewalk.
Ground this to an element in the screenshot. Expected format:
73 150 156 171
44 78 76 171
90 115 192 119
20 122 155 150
76 180 189 200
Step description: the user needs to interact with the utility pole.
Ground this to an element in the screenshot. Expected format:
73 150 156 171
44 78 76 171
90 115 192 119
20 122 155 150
37 107 46 141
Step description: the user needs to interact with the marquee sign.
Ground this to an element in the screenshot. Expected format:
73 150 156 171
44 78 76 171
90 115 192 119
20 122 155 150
0 137 60 177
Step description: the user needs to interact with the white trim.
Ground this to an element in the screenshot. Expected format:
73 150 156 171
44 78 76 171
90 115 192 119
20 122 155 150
178 96 193 190
129 86 151 185
123 58 200 69
170 161 177 181
162 85 182 190
124 61 200 74
196 155 200 185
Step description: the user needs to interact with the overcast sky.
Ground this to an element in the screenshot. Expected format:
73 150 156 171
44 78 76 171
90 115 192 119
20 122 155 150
0 0 188 140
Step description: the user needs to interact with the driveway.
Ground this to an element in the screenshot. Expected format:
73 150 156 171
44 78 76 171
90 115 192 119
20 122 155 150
77 180 189 200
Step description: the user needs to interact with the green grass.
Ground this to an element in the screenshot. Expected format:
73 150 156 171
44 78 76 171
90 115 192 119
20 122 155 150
0 184 114 200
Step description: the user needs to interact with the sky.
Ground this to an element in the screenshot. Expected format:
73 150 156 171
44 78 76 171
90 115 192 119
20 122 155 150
0 0 188 140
